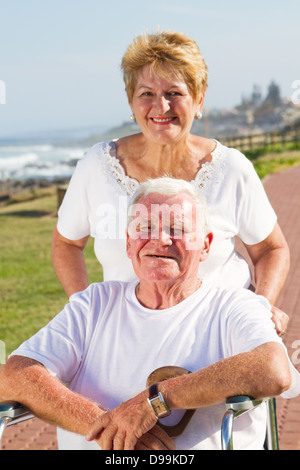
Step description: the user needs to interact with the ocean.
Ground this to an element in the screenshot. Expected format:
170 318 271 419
0 142 88 181
0 125 110 181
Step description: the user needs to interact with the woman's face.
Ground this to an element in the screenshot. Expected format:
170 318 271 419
130 64 202 146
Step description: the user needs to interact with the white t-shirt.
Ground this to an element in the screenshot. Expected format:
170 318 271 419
57 140 277 288
11 280 300 450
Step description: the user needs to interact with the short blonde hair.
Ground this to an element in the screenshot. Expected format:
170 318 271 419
121 30 208 103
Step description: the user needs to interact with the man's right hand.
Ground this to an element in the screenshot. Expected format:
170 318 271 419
135 425 176 450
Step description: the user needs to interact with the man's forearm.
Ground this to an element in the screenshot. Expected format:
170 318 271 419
0 356 103 436
85 342 292 450
160 343 291 411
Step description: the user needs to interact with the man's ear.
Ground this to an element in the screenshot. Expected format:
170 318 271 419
199 232 213 262
126 230 132 259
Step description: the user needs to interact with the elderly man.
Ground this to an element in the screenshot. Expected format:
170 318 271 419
0 177 299 451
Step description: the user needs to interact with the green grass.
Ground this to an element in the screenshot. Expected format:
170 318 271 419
242 141 300 179
244 140 300 161
0 188 102 357
251 150 300 179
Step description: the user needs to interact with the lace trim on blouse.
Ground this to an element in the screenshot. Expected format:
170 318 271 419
96 139 225 197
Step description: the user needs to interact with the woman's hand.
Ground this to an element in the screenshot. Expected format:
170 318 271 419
271 305 289 337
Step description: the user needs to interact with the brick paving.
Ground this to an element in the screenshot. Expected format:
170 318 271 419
1 418 57 450
262 166 300 450
1 166 300 450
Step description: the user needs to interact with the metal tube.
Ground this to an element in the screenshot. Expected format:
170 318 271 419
0 418 11 450
266 398 279 450
221 409 235 450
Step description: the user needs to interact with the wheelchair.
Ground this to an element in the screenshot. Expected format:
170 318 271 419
0 396 279 450
221 396 279 450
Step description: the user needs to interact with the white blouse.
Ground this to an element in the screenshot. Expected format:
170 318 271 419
57 140 277 288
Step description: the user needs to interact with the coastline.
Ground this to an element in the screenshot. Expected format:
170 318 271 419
0 177 70 206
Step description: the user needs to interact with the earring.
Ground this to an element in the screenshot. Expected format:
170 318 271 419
195 111 203 120
130 114 136 122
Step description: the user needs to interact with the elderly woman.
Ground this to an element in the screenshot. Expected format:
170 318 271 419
52 30 289 333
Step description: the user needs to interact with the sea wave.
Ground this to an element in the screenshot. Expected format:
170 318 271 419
0 144 88 180
0 152 39 169
0 144 54 152
11 162 77 179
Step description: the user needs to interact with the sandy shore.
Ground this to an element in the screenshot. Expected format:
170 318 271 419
0 177 70 206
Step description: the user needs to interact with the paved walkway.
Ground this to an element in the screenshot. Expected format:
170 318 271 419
1 166 300 450
262 166 300 450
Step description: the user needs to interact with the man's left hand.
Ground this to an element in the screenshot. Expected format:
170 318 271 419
85 390 158 450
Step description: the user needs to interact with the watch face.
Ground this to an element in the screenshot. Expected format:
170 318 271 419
150 395 170 418
148 388 170 419
152 397 167 415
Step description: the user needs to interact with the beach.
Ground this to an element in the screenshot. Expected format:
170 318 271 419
0 177 70 206
0 139 83 205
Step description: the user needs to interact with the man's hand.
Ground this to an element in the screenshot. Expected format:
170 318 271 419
135 425 176 450
85 390 158 450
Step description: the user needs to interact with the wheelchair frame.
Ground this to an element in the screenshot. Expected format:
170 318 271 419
221 396 279 450
0 402 34 449
0 396 279 450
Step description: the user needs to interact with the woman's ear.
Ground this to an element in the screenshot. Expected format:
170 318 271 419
199 93 205 111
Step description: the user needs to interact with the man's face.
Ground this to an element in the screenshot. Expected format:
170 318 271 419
126 192 212 283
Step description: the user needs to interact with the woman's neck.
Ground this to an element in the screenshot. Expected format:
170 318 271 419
116 133 214 182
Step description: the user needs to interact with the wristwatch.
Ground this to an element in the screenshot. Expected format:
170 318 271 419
147 383 171 419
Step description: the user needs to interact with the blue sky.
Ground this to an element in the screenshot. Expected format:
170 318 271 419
0 0 299 136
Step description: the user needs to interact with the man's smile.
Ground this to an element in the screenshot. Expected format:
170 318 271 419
146 254 176 259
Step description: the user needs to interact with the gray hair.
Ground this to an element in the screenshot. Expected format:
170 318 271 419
127 177 211 237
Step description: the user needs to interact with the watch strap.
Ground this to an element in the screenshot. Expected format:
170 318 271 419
149 382 159 399
148 382 170 419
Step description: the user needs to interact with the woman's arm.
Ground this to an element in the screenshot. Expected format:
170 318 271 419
51 223 90 297
245 223 290 335
245 222 290 305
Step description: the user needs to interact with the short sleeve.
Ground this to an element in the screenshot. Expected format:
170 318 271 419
9 297 89 383
235 156 277 245
225 289 300 399
225 290 279 356
57 148 96 240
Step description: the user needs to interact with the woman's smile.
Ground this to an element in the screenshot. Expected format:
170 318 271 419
150 116 177 124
